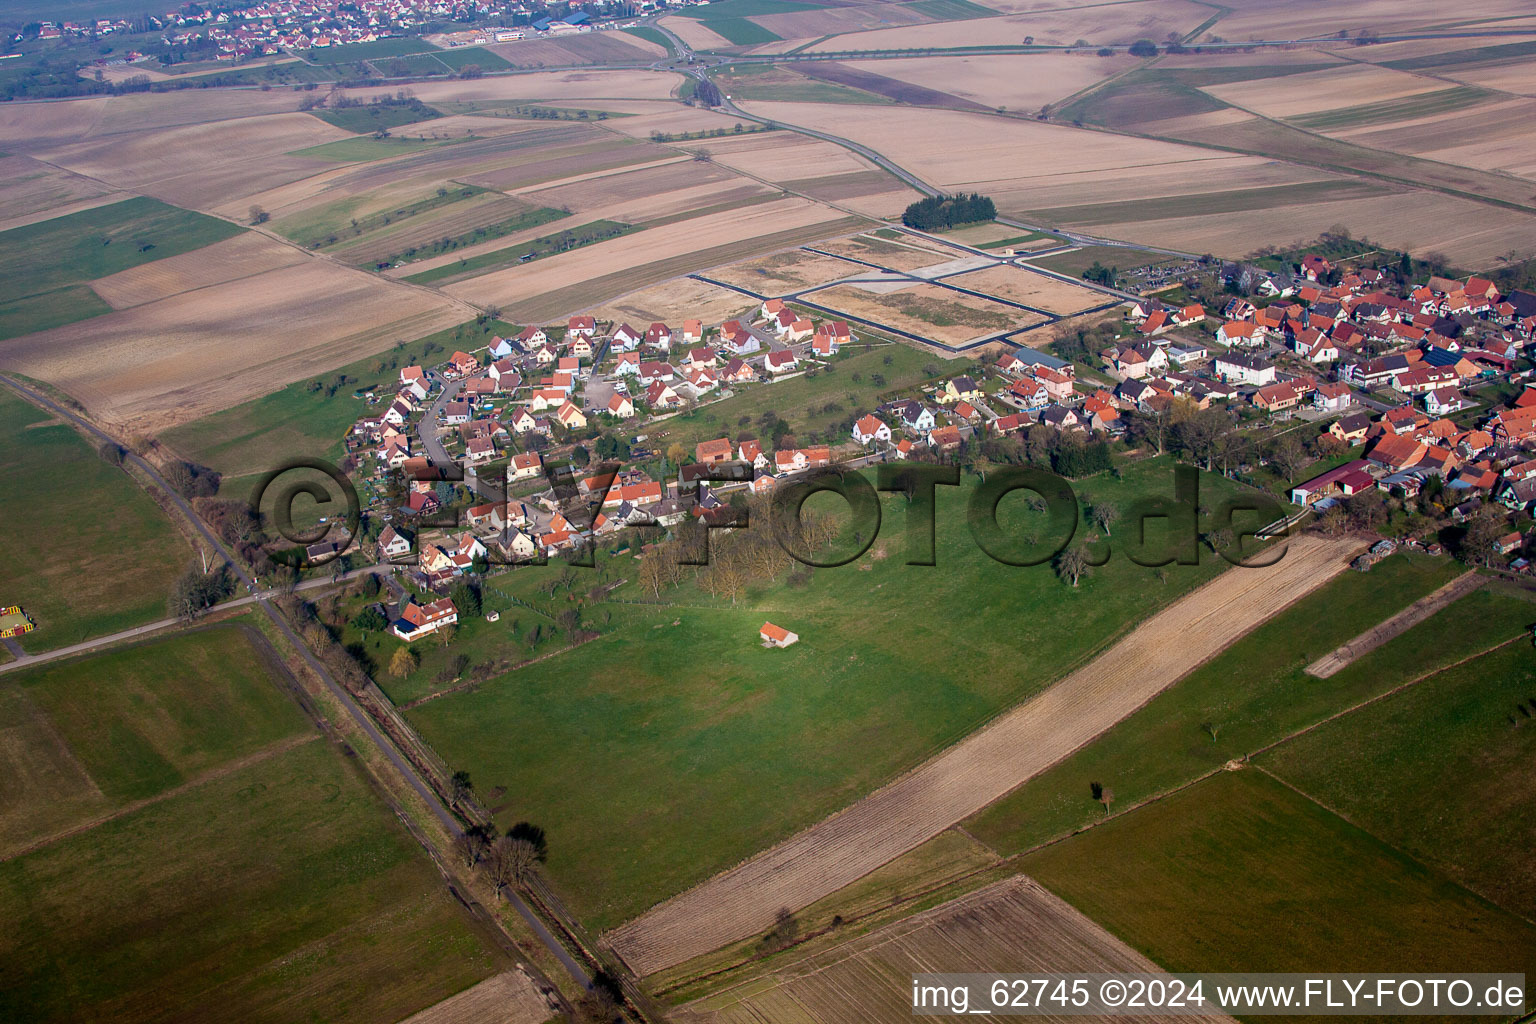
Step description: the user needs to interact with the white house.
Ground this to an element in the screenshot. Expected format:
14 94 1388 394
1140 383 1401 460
760 621 799 647
764 350 799 375
852 414 891 446
1213 352 1276 386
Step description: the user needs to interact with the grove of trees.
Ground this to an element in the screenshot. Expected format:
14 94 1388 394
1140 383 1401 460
902 192 997 231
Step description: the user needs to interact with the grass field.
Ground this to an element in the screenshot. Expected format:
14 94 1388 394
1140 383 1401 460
964 559 1536 855
404 217 630 284
0 196 243 340
0 625 506 1024
1023 244 1179 279
0 389 188 650
288 135 457 162
624 26 675 52
1261 638 1536 921
312 99 444 133
1022 769 1536 980
300 37 437 64
406 457 1264 931
433 46 513 72
159 318 518 497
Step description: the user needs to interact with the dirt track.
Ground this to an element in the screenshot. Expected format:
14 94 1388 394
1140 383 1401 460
1305 570 1483 678
605 534 1360 976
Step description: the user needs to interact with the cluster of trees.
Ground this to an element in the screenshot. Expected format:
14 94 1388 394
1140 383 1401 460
977 428 1114 478
690 79 724 107
1083 260 1117 286
162 459 221 500
902 192 997 231
168 561 235 620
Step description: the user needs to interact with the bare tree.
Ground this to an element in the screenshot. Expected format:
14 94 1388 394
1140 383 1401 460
1090 502 1119 536
483 835 541 893
1267 433 1308 485
1055 546 1089 587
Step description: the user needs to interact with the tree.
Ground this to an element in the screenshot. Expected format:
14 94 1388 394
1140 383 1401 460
450 769 473 807
449 581 481 617
483 835 541 892
1462 507 1508 567
248 204 269 225
98 441 125 467
389 646 419 678
506 821 549 862
1055 546 1089 587
1267 432 1308 484
168 563 233 620
666 441 688 467
1128 38 1159 56
1090 502 1119 536
352 606 386 633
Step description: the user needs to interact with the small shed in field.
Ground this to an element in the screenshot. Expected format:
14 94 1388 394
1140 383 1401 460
760 622 798 648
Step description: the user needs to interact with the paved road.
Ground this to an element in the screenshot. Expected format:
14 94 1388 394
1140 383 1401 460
416 374 508 504
0 374 592 993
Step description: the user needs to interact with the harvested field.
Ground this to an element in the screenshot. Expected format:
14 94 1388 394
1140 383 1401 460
1212 0 1536 41
808 281 1043 343
794 61 989 110
346 68 685 105
443 198 847 309
1204 63 1461 119
736 101 1242 191
605 534 1360 976
748 3 932 40
397 970 554 1024
1305 572 1484 678
0 155 121 230
604 106 755 139
1335 97 1536 179
813 233 965 270
457 137 676 191
0 261 467 431
89 232 307 309
691 131 878 182
847 52 1142 114
485 30 665 66
1438 55 1536 96
709 247 868 292
804 0 1207 51
942 265 1108 314
675 875 1230 1024
33 112 352 211
587 276 760 326
658 16 735 51
533 175 773 227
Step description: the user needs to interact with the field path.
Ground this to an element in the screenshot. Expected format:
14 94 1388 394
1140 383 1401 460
1305 570 1483 678
605 533 1360 976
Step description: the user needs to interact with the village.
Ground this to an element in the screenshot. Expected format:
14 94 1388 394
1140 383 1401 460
337 251 1536 645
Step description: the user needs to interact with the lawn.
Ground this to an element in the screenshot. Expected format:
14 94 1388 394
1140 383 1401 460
1261 638 1536 922
1022 244 1178 279
159 318 520 499
0 390 189 650
0 196 243 340
965 560 1532 855
0 626 503 1024
405 457 1266 930
645 342 963 452
1022 769 1536 980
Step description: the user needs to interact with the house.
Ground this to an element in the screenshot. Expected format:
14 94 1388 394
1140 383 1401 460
1424 386 1469 416
646 322 674 349
892 400 936 436
1010 378 1050 409
400 365 427 389
529 389 566 412
852 414 891 445
739 439 767 468
945 376 983 403
930 424 963 451
518 326 548 349
607 393 635 419
683 319 703 346
1173 303 1206 326
487 337 517 360
612 323 643 350
555 401 587 429
760 622 798 647
1213 352 1275 386
646 380 682 410
1252 379 1312 413
390 597 458 642
465 437 496 464
1314 381 1353 412
685 346 717 369
774 446 832 473
725 330 761 356
696 437 733 464
720 357 755 384
638 361 676 386
378 525 412 560
448 350 479 377
614 351 641 377
509 452 543 481
441 401 471 425
508 408 538 435
1167 342 1208 366
1031 367 1075 402
764 350 799 375
784 318 814 343
567 315 596 339
1039 405 1080 430
1138 309 1172 335
493 528 538 562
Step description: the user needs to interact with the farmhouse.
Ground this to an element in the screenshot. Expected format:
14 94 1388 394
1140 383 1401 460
760 622 799 648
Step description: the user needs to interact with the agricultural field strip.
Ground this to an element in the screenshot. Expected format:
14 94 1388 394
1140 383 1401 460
1305 571 1486 678
606 534 1361 976
677 874 1237 1024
